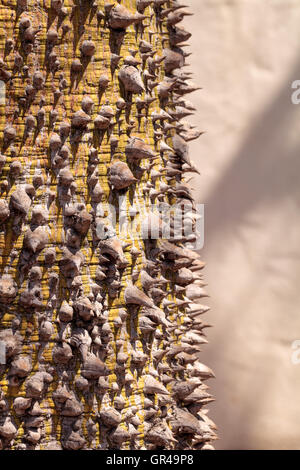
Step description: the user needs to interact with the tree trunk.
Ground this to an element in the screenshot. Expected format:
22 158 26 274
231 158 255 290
0 0 216 450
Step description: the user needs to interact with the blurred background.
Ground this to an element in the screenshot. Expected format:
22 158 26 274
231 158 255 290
184 0 300 449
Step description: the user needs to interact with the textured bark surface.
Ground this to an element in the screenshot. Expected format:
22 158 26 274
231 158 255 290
0 0 215 450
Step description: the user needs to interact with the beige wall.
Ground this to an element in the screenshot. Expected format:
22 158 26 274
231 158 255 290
184 0 300 449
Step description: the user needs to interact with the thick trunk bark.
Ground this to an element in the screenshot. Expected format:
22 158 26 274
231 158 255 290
0 0 215 450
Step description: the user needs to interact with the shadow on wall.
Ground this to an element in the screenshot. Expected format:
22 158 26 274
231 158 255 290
205 67 300 249
200 57 300 449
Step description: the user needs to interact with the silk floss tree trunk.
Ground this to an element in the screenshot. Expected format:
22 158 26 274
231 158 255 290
0 0 216 450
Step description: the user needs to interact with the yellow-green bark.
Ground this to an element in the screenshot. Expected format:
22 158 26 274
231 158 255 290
0 0 215 450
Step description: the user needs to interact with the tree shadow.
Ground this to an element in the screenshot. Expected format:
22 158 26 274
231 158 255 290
198 57 300 449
